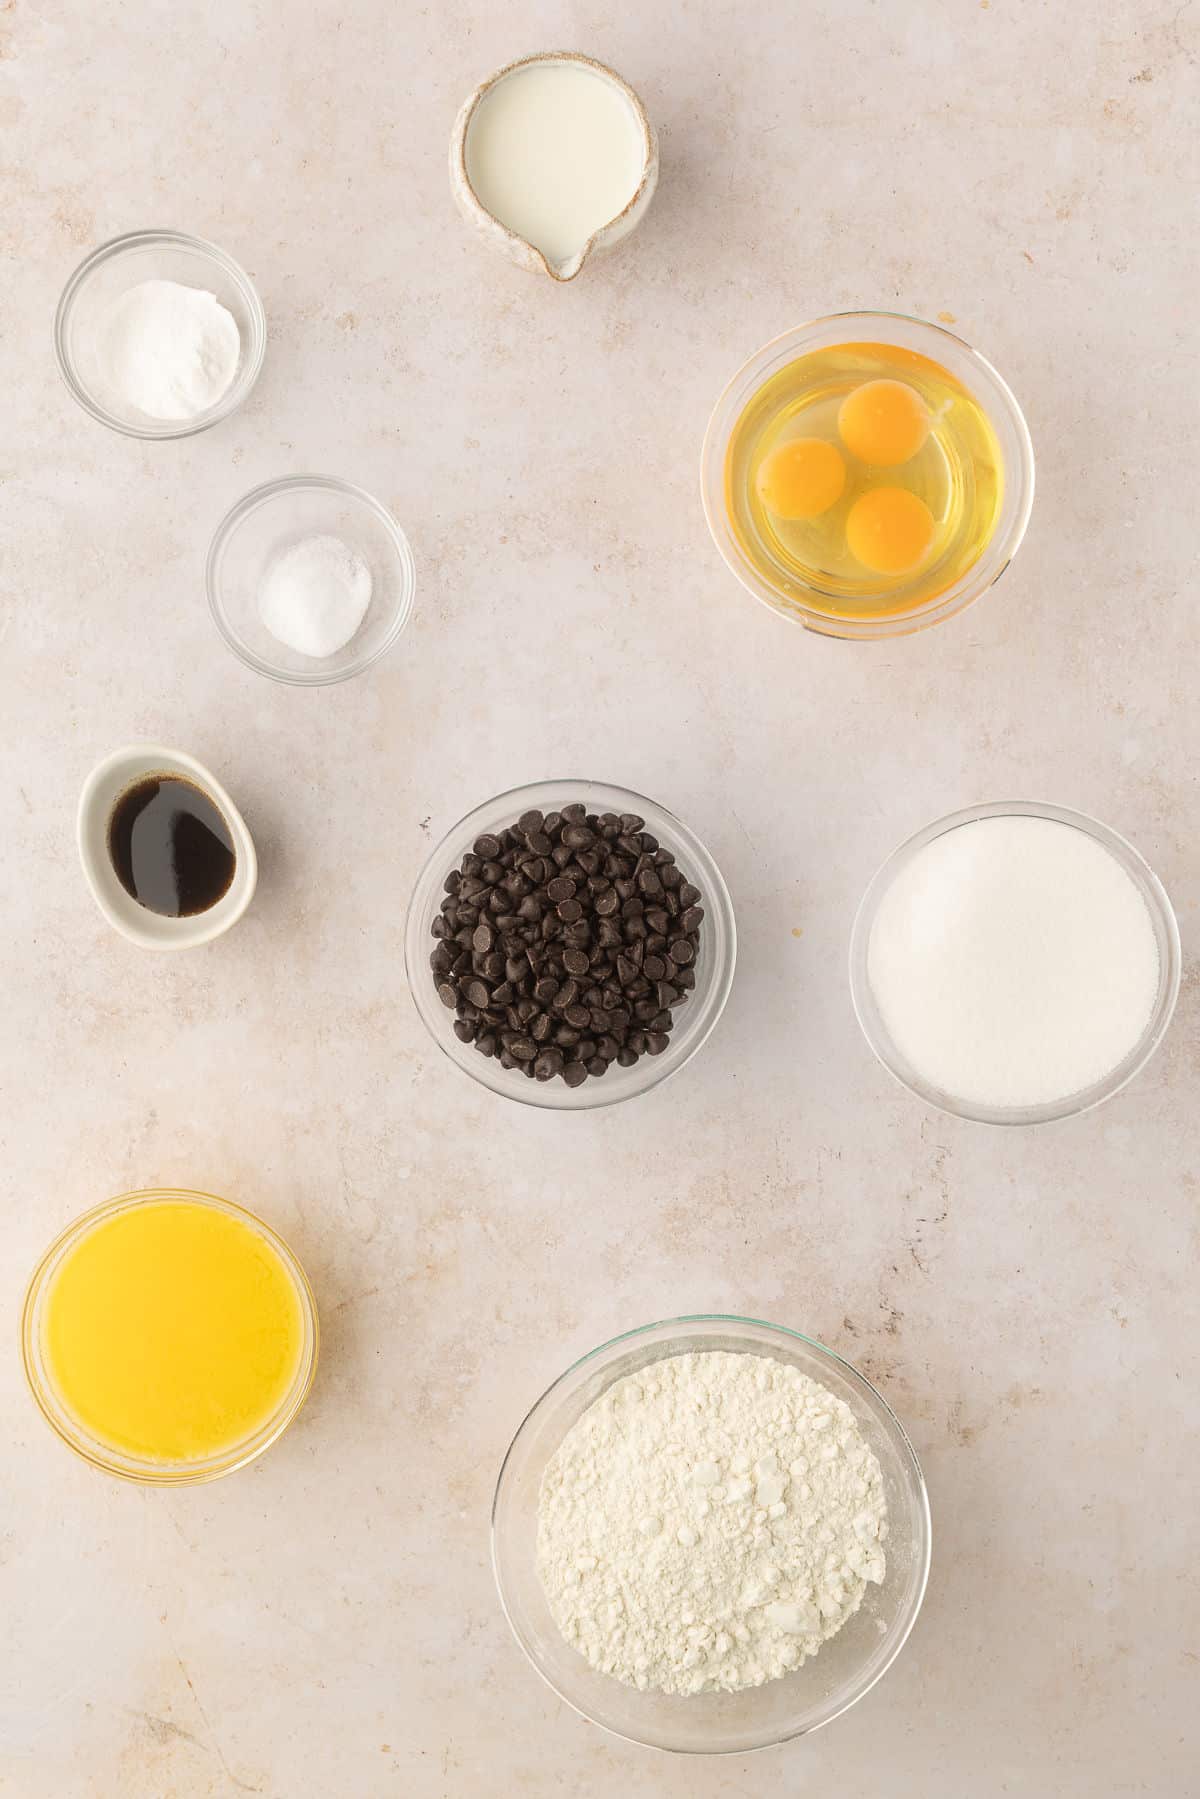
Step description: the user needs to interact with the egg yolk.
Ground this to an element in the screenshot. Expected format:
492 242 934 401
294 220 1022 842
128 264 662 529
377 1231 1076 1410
838 379 931 467
845 487 936 576
755 437 846 520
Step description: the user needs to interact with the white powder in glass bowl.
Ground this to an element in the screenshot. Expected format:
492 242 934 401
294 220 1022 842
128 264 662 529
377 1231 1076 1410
97 279 240 420
257 535 374 660
536 1351 887 1696
866 814 1160 1109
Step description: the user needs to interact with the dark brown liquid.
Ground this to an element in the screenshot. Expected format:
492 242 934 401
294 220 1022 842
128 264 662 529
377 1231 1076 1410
108 775 236 917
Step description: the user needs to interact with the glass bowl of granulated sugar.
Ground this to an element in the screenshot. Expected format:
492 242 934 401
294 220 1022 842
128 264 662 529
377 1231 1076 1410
55 230 266 439
492 1315 930 1753
849 800 1181 1125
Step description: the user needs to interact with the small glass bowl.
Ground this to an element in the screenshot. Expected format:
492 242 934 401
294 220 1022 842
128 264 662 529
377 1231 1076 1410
404 780 737 1110
54 229 266 439
492 1315 931 1754
700 311 1035 640
21 1187 319 1485
207 476 416 685
849 800 1182 1125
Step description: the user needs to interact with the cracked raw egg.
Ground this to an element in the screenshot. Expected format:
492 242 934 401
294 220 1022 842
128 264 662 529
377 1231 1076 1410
838 379 931 467
755 437 846 520
846 486 936 575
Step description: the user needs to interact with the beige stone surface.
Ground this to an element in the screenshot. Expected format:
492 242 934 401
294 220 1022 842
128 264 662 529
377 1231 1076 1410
1 1 1196 1793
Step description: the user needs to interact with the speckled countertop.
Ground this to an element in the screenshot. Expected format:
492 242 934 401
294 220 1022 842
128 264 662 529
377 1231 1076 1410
1 2 1196 1794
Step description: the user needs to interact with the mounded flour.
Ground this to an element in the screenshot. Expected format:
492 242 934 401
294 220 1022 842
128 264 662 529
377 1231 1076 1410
536 1351 887 1696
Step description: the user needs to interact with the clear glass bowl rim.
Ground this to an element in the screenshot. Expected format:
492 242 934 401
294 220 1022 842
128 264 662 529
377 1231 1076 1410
21 1186 319 1485
403 779 737 1110
53 228 267 440
849 799 1182 1125
491 1312 932 1754
700 309 1035 641
206 474 417 686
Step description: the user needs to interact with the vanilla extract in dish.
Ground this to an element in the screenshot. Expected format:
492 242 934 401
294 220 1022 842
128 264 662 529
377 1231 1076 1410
108 775 235 917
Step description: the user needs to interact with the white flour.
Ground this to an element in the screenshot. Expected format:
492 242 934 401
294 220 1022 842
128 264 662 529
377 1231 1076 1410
536 1351 887 1695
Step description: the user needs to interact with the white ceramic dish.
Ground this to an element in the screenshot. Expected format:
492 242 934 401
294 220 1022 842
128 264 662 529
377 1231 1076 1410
77 745 257 950
450 52 658 282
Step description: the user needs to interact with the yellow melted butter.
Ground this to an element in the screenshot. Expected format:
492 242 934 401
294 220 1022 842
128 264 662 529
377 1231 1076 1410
42 1200 304 1463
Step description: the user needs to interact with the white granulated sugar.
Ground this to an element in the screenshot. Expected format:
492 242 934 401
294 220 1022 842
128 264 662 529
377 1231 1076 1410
536 1351 887 1696
97 279 240 420
257 534 373 659
867 815 1160 1109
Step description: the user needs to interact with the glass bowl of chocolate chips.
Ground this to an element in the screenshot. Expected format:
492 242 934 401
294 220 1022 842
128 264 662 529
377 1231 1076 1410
404 780 737 1109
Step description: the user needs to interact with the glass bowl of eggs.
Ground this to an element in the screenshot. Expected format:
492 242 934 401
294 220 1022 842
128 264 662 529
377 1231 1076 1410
701 312 1034 640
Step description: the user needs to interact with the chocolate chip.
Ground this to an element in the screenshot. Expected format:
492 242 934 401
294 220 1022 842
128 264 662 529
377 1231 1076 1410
429 800 706 1085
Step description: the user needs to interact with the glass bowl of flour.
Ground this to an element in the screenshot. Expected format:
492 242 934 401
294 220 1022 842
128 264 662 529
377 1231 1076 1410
55 230 266 439
492 1316 930 1753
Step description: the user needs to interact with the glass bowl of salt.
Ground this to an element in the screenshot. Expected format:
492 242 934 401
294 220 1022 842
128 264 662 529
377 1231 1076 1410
55 229 266 439
207 476 416 686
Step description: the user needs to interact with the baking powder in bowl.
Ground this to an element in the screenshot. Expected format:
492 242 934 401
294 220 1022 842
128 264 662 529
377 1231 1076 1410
536 1351 886 1695
866 814 1160 1110
97 279 240 420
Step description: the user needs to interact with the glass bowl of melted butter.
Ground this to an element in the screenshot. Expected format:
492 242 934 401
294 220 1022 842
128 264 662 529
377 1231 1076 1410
702 312 1034 640
22 1188 318 1484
